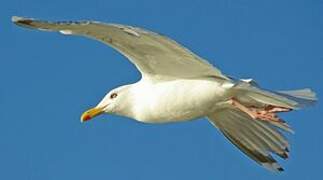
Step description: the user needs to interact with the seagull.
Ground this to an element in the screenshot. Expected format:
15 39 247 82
12 16 317 172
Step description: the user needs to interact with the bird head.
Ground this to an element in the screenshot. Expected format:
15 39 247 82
80 85 132 122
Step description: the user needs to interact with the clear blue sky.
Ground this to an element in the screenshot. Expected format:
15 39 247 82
1 0 322 179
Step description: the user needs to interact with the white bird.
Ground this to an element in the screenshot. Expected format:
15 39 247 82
12 16 317 172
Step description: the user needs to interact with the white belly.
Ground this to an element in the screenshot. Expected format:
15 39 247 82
131 78 231 123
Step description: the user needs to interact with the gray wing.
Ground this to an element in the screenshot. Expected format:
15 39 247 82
12 16 228 80
208 108 291 172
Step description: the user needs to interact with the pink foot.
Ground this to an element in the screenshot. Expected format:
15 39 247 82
229 98 290 123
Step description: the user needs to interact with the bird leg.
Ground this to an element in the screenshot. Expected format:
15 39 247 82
228 98 291 123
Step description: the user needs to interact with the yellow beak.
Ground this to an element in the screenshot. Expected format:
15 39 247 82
81 107 104 122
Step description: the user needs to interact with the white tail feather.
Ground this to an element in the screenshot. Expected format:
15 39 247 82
234 81 317 109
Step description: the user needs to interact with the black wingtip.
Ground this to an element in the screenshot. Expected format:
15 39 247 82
277 167 284 172
285 147 290 152
12 16 34 26
278 152 289 159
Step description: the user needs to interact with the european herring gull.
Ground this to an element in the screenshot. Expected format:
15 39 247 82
12 16 317 172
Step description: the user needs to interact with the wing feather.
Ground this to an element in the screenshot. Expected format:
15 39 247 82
208 108 291 172
12 16 228 80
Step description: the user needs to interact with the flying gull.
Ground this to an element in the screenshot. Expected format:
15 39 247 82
12 16 317 172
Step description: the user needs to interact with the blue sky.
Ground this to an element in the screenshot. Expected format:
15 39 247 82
1 0 322 179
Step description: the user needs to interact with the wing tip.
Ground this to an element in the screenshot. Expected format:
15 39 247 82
277 167 284 172
12 16 23 22
262 162 284 172
12 16 30 23
12 16 35 28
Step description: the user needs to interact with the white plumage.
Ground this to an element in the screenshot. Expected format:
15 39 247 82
12 16 317 172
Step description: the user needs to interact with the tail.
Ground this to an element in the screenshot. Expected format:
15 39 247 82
234 81 317 110
207 80 317 172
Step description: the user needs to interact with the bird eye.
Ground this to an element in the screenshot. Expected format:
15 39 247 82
110 93 118 99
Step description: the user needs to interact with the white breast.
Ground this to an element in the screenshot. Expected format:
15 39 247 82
130 78 231 123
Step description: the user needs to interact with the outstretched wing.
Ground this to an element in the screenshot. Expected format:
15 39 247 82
12 16 228 80
208 108 291 172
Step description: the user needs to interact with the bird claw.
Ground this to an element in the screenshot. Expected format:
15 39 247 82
228 98 289 123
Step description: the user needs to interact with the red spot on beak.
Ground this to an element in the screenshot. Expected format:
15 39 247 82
82 115 92 122
81 107 103 122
